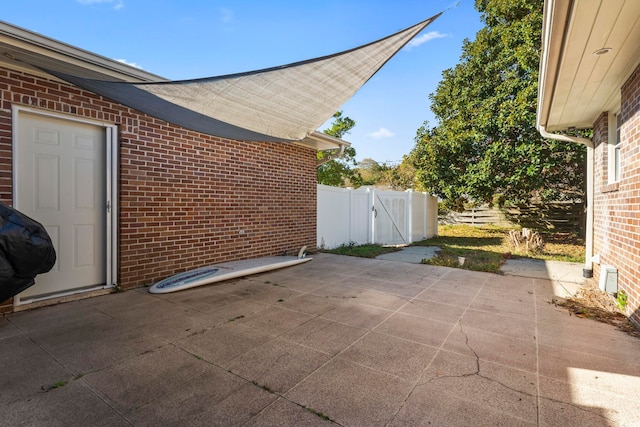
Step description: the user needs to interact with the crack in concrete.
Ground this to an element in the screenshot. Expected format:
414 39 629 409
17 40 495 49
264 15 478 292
412 322 533 398
386 321 615 426
170 272 618 426
413 322 617 425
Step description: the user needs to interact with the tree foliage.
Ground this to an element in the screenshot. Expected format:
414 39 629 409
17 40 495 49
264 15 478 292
350 156 417 190
381 155 418 191
317 111 361 187
411 0 585 209
357 158 386 186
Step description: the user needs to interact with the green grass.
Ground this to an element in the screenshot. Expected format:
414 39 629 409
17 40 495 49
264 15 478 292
322 225 585 274
323 242 402 258
413 224 585 273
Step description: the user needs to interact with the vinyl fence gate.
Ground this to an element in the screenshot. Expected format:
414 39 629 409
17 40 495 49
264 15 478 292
317 185 438 249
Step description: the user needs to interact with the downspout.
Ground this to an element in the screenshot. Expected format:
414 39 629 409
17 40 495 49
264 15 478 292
307 131 350 167
537 125 594 277
317 144 346 167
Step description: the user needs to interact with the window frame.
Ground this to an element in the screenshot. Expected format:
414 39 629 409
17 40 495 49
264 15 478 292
608 111 622 183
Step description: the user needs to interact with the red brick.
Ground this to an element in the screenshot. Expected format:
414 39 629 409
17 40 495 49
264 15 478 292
0 65 317 310
593 64 640 327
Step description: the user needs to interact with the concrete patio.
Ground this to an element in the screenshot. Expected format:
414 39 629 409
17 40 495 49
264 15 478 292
2 253 639 426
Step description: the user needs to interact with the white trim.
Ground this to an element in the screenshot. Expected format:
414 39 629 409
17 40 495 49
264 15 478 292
106 126 119 287
12 105 117 128
11 106 118 306
585 145 594 272
295 131 351 151
0 21 164 82
537 125 594 273
607 111 622 184
16 285 110 306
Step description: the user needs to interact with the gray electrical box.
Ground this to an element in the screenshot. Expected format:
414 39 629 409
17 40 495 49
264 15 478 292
599 265 618 294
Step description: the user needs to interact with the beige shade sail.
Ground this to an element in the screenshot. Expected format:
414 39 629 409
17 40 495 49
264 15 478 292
42 13 441 142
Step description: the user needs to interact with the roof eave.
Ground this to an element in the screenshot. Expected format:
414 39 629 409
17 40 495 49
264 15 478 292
296 131 351 151
0 20 165 82
537 0 572 133
537 0 640 133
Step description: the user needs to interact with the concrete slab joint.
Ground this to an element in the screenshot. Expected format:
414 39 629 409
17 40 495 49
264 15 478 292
1 254 638 426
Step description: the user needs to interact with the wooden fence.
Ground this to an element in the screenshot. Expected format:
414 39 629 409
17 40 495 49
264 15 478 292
503 202 585 234
442 202 585 235
440 206 511 226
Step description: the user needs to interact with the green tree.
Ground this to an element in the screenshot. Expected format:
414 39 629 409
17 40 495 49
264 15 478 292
317 111 361 186
352 156 417 190
412 0 585 209
357 158 387 186
379 155 418 191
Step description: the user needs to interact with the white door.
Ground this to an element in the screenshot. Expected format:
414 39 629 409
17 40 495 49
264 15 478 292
15 111 107 301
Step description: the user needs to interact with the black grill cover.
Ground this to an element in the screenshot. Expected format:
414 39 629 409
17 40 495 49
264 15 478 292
0 203 57 302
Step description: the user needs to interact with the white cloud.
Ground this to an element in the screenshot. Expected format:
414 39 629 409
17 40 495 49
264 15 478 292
77 0 124 10
115 59 142 69
406 31 447 49
220 7 234 23
368 128 394 139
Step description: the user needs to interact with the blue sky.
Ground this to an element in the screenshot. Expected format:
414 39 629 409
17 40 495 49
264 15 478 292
3 0 483 163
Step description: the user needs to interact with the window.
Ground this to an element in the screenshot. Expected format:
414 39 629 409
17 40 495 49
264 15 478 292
608 112 622 183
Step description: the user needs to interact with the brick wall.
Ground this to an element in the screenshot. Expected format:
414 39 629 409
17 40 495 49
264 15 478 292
592 63 640 326
1 66 317 309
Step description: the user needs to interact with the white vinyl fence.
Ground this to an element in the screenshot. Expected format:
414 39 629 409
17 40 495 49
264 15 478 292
317 184 438 249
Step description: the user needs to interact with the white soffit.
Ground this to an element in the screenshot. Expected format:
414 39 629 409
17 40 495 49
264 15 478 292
541 0 640 131
298 131 351 151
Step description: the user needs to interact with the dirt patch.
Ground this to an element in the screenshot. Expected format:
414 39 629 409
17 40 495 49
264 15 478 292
552 286 640 338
